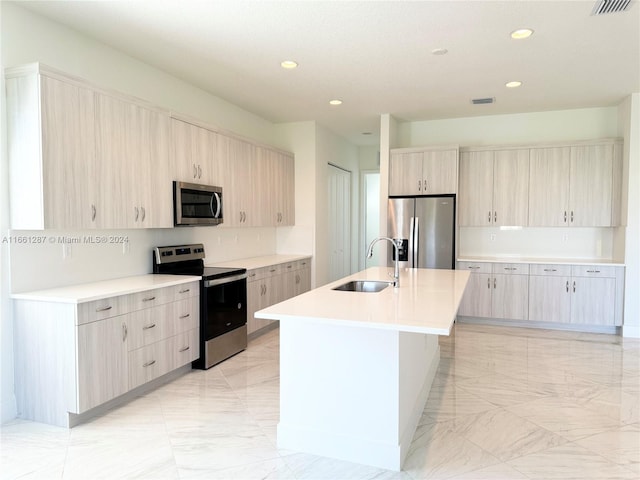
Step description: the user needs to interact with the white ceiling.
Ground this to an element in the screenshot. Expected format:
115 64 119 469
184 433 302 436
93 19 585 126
14 0 640 145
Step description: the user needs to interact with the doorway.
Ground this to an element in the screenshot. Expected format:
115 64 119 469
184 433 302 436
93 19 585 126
328 164 351 282
361 171 381 270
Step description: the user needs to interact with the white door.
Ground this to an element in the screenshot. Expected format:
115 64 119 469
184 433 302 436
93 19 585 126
328 164 352 282
361 171 380 270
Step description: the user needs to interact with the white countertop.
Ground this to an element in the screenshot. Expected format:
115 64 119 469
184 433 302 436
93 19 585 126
255 267 470 335
11 274 201 304
208 254 311 270
457 256 625 266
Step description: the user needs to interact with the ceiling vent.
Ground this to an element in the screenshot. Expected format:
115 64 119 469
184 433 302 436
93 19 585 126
471 97 495 105
591 0 633 15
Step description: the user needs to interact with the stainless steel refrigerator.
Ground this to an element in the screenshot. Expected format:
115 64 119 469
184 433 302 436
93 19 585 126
387 196 455 269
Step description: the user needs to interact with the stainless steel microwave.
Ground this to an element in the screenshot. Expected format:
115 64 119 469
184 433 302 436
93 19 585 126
173 181 223 226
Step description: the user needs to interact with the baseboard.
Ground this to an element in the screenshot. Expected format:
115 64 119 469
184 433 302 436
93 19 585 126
456 316 620 335
622 324 640 338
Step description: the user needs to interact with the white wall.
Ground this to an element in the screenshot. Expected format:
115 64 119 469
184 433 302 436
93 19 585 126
618 94 640 338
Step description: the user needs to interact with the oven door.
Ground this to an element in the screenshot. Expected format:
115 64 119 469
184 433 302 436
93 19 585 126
203 275 247 341
174 181 223 226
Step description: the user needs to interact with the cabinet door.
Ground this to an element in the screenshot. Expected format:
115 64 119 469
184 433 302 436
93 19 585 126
95 93 133 228
528 147 570 226
492 274 529 320
77 316 128 412
268 150 295 226
389 152 422 195
570 277 616 325
294 266 312 296
132 106 172 228
458 151 494 226
528 276 571 323
422 149 458 194
219 135 257 226
569 145 613 227
40 76 98 229
493 149 529 226
171 118 218 184
457 273 492 317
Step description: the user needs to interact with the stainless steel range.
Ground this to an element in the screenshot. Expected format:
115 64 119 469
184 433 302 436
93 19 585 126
153 244 247 369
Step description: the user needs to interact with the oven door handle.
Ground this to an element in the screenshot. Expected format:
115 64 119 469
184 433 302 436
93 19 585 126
204 272 247 288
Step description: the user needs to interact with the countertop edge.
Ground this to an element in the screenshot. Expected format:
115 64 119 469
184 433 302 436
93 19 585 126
457 257 625 267
11 275 201 304
208 254 312 270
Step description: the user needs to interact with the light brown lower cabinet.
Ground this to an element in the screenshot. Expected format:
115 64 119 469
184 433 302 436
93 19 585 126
13 281 199 427
246 258 311 335
458 261 624 328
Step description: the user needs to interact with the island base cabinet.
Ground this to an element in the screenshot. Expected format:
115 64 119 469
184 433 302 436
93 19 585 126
278 320 440 471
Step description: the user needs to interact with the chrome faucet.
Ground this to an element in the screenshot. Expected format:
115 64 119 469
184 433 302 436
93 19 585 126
366 237 401 288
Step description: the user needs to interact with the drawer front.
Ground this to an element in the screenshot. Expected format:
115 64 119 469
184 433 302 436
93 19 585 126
130 287 173 311
169 328 199 370
297 258 311 271
281 261 296 274
492 263 530 275
127 306 171 351
457 262 492 274
128 342 168 390
78 295 128 325
247 266 269 282
171 297 200 335
571 265 618 278
171 281 199 301
529 264 572 276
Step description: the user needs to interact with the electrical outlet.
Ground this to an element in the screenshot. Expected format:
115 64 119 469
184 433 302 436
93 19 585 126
490 234 496 241
562 234 569 242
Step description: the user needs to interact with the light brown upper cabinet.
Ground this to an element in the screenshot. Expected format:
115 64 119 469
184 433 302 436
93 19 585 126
389 147 458 196
529 142 621 227
6 68 98 229
171 118 221 186
458 148 529 226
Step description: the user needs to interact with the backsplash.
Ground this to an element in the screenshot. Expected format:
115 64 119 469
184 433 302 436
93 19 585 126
458 227 614 260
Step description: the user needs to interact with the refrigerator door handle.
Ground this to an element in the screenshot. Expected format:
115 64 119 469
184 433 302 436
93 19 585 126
412 216 419 268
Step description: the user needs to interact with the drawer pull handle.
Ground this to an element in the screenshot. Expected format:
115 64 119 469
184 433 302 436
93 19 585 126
586 270 600 273
179 346 190 353
302 262 307 266
270 269 276 273
287 265 292 269
143 360 156 368
143 323 156 330
544 269 557 272
226 322 232 327
142 296 156 302
468 266 480 270
504 267 517 271
249 273 257 277
95 306 112 312
179 313 190 319
566 281 569 292
179 288 190 294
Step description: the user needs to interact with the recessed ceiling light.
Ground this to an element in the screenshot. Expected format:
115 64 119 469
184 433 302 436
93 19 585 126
329 99 342 106
510 28 533 39
505 81 522 88
431 48 448 56
280 60 298 69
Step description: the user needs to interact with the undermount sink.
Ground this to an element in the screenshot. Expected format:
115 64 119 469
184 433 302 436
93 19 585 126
332 280 392 293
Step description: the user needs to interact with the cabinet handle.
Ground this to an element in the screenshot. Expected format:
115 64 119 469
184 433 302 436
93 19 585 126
134 206 139 221
564 211 567 223
586 270 601 273
193 164 197 178
488 211 492 223
143 360 156 368
287 265 292 269
570 211 574 223
249 273 256 278
198 165 202 178
270 269 277 273
494 211 497 223
142 296 156 302
487 278 491 289
566 281 569 292
493 278 497 289
418 180 421 192
296 274 300 284
504 267 517 271
143 323 156 330
122 323 128 341
424 178 427 191
141 207 145 222
468 266 480 270
179 346 190 353
544 269 557 272
573 281 576 293
179 313 190 319
179 288 190 293
302 262 307 266
95 305 112 312
91 204 96 221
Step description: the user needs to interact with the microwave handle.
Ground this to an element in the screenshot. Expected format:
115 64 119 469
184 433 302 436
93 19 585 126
213 192 221 219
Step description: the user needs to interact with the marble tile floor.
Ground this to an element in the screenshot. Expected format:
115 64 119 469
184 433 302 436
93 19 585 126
1 323 639 479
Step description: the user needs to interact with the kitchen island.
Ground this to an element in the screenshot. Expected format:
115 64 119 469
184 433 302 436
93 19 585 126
255 266 470 471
